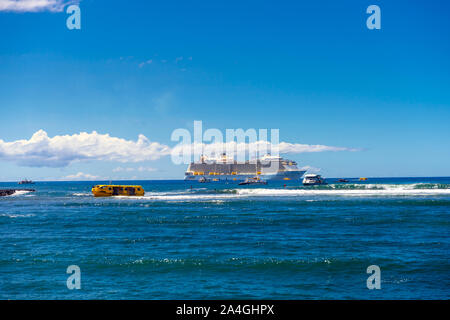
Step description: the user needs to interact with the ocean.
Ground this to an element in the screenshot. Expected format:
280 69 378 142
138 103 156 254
1 177 449 299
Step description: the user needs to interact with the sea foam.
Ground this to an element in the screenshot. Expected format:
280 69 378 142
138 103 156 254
110 183 450 201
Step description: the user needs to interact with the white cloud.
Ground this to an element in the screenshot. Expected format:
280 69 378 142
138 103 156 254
113 166 156 173
0 129 171 167
0 130 358 168
137 166 157 172
278 142 358 153
171 141 358 161
138 59 152 68
299 165 321 173
0 0 76 12
63 172 100 180
112 167 134 173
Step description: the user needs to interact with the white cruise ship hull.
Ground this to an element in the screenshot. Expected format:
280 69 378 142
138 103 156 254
185 154 306 181
185 170 306 181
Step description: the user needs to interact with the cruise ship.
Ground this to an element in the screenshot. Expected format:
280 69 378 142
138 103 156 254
185 153 306 181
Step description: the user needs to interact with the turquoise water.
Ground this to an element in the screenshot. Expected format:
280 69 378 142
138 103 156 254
1 178 449 299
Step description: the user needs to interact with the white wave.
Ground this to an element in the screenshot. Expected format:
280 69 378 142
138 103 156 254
107 184 450 202
0 213 35 218
72 192 91 196
235 187 450 197
10 190 33 196
114 193 236 201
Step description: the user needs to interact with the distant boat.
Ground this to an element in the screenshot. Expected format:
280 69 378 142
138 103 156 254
338 179 349 183
238 176 267 186
359 177 368 181
302 174 326 186
18 179 34 185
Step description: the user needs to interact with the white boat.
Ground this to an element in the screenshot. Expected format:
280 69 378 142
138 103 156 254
18 179 34 185
238 176 267 185
302 174 326 186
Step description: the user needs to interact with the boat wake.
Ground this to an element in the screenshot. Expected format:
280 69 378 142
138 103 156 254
72 192 91 196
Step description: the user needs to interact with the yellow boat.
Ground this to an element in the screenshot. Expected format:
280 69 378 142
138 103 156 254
91 185 145 197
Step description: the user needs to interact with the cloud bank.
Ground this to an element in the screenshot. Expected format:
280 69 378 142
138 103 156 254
171 141 358 161
0 0 75 12
113 166 157 173
63 172 100 180
0 130 171 167
0 130 358 168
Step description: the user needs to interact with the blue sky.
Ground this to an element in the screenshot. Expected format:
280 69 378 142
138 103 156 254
0 0 449 180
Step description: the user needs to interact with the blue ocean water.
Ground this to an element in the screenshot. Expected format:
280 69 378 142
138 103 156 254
1 177 449 299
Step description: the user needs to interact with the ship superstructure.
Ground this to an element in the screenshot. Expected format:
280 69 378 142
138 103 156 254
185 153 306 181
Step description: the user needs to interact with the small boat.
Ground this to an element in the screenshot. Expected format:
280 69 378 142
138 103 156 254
198 177 211 183
91 185 145 197
359 177 368 181
338 179 349 183
238 176 267 185
302 174 326 186
18 179 34 185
